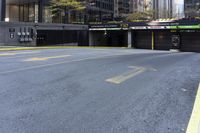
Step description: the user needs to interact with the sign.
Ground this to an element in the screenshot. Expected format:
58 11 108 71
147 26 166 29
131 26 147 30
178 25 200 29
9 28 15 32
171 35 180 49
89 24 120 29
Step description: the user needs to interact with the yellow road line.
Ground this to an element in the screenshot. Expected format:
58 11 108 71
0 46 127 52
186 83 200 133
0 51 39 57
0 53 16 56
106 66 146 84
23 55 71 62
0 53 131 75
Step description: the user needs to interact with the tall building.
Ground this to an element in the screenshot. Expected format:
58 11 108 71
153 0 173 19
86 0 114 22
1 0 187 23
131 0 153 12
114 0 130 18
185 0 200 18
153 0 184 19
173 0 185 18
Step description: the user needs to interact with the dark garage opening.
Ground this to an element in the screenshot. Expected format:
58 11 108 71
180 32 200 52
133 30 172 51
90 30 128 47
133 31 152 49
154 31 171 50
36 30 88 46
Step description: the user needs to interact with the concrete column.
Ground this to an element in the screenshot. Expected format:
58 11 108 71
0 0 6 21
89 31 93 46
128 30 132 48
38 0 44 23
151 31 155 50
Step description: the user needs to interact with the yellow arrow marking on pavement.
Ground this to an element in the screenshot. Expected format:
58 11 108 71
23 55 71 62
186 83 200 133
106 66 147 84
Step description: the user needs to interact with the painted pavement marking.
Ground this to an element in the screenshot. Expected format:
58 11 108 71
105 66 147 84
23 55 71 62
186 83 200 133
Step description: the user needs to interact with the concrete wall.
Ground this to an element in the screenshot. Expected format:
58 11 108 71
0 26 6 46
0 22 88 46
0 22 37 46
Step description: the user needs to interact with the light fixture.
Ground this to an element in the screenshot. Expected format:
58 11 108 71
5 18 9 22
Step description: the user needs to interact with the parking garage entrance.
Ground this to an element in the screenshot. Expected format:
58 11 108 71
132 30 171 51
89 21 200 52
89 30 128 47
180 30 200 52
89 24 129 47
36 30 88 46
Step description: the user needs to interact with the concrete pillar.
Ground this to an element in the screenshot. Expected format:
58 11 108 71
151 31 155 50
128 30 132 48
38 0 44 23
0 0 6 21
89 31 93 46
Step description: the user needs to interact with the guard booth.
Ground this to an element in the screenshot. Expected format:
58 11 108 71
89 24 129 47
130 20 200 52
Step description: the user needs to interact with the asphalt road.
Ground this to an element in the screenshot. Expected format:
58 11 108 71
0 48 200 133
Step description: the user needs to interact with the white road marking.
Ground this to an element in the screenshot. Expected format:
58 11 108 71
186 83 200 133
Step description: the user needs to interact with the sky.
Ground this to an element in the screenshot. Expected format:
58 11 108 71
174 0 184 5
173 0 185 18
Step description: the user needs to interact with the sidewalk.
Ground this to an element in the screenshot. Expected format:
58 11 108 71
0 46 126 52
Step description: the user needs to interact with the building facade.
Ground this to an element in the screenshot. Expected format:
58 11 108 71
0 0 89 47
185 0 200 18
131 0 153 12
153 0 173 19
114 0 130 18
87 0 114 22
0 0 114 24
129 0 175 19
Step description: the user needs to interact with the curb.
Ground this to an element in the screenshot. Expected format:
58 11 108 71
0 46 127 52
